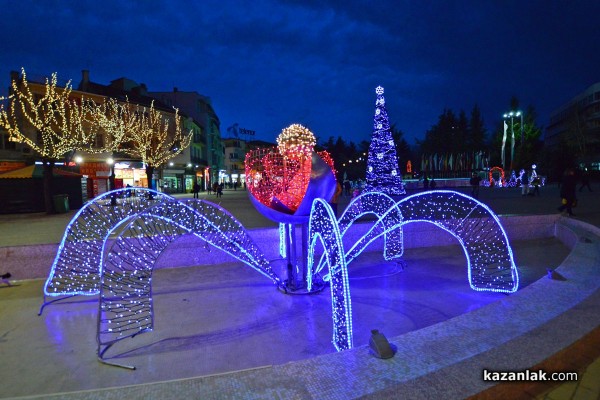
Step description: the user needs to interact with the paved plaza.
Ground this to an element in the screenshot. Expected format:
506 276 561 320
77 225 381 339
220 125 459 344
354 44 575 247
0 184 599 399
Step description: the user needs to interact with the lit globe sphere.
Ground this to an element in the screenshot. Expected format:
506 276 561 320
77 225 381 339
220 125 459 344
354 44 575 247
276 124 316 159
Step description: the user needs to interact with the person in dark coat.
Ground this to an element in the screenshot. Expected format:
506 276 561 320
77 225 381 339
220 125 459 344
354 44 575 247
558 168 577 216
579 169 593 192
192 181 200 199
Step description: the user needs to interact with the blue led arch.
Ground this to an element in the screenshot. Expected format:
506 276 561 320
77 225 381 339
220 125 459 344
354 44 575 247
395 190 518 293
306 190 519 351
307 198 353 351
43 189 282 301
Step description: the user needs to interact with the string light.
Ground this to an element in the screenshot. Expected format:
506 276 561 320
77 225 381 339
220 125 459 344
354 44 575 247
306 190 519 351
245 124 334 214
45 186 518 357
43 188 282 302
488 166 505 187
365 86 406 195
117 99 192 169
0 68 98 159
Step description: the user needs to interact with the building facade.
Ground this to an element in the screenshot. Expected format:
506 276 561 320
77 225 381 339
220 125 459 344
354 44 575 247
222 138 247 187
149 89 224 189
546 82 600 170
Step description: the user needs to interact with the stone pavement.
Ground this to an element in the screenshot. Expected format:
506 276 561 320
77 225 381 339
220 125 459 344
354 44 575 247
0 184 599 399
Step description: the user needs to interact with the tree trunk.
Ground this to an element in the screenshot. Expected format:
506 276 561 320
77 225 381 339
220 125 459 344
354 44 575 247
42 158 56 214
146 165 155 199
109 166 117 206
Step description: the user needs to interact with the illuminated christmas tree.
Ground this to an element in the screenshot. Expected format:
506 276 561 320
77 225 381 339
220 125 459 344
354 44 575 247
365 86 405 195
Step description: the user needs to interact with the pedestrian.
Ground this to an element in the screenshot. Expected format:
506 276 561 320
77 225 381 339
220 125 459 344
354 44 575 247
423 175 429 190
213 182 219 195
207 181 212 195
521 170 529 196
430 178 437 189
558 168 577 216
470 172 481 199
531 176 541 196
217 182 223 198
344 180 351 197
193 181 200 199
330 181 342 217
579 169 593 192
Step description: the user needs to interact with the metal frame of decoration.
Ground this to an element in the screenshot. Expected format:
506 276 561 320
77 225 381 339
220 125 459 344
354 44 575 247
488 166 506 187
40 188 282 315
306 190 518 351
43 188 518 362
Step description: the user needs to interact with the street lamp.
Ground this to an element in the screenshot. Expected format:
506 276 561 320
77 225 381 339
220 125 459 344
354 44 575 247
503 110 522 170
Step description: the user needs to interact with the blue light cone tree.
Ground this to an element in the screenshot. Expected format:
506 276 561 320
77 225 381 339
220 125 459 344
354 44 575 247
365 86 406 195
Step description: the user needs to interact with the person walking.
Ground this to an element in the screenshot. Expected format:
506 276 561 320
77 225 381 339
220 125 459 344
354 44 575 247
579 169 593 192
470 172 481 199
558 168 577 216
216 182 223 198
521 170 529 196
330 181 343 217
193 181 200 199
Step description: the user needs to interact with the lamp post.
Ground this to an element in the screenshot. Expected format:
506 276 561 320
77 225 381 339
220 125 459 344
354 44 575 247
503 110 522 170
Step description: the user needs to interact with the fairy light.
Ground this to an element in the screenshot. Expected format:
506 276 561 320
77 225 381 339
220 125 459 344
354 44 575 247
307 198 353 351
46 186 517 357
118 99 192 168
306 190 518 351
489 166 505 187
276 123 316 159
365 86 405 195
0 68 98 159
43 188 282 302
245 125 334 214
97 201 284 354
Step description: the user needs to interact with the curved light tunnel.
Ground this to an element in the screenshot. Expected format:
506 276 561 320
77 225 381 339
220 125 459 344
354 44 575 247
43 189 518 357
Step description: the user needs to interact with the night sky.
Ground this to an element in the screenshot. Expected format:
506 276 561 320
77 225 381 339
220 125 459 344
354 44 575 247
1 0 599 146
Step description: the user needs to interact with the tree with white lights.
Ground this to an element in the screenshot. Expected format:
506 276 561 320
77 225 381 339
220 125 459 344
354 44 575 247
365 86 406 195
116 100 192 192
0 68 98 213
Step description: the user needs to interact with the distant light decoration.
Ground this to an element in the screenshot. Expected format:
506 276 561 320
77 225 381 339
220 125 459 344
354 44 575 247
406 160 412 173
365 85 405 195
489 166 506 187
507 170 518 187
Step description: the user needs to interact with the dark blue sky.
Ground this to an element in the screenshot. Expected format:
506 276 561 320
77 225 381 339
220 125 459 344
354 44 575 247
1 0 599 146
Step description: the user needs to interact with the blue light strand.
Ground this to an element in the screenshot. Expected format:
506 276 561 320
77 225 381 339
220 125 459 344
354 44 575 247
44 189 282 300
305 189 519 351
307 198 353 351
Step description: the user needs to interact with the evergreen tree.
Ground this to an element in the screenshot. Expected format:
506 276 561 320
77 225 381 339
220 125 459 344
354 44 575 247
365 86 405 195
468 104 486 152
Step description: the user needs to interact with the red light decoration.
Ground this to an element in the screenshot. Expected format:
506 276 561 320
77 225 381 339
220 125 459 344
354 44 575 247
489 166 505 187
406 160 412 174
245 124 334 214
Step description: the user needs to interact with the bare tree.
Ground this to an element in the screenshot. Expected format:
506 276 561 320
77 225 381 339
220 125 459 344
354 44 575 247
118 100 192 192
0 68 97 213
